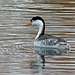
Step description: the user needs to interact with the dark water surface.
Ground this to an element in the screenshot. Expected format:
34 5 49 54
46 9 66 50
0 0 75 75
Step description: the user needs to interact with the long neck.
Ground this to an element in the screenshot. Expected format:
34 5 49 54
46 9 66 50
35 23 45 40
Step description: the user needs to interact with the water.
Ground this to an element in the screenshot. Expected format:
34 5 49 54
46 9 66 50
0 0 75 75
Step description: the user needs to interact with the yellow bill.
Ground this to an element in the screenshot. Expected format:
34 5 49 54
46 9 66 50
22 23 32 26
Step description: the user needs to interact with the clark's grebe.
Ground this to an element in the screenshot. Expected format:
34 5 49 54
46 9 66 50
22 16 70 63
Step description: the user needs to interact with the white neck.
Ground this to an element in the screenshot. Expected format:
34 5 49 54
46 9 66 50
35 25 43 39
35 20 44 40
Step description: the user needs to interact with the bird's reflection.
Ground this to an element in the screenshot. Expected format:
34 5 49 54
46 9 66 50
31 61 44 69
34 46 68 56
31 46 69 69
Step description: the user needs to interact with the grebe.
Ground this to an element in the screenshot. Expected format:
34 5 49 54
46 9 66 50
22 16 70 63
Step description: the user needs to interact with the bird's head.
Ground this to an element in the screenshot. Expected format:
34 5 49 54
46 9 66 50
22 16 45 28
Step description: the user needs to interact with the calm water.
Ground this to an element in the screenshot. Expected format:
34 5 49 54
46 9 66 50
0 0 75 75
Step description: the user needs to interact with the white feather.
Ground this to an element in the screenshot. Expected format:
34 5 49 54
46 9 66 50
32 20 44 39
